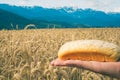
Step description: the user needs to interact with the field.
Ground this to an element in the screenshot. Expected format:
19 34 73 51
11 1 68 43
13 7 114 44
0 28 120 80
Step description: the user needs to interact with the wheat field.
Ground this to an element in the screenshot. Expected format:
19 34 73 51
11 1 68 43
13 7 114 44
0 28 120 80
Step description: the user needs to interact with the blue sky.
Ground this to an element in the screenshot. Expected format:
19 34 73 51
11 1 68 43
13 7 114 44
0 0 120 12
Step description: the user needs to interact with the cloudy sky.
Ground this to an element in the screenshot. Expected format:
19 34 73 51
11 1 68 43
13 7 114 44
0 0 120 12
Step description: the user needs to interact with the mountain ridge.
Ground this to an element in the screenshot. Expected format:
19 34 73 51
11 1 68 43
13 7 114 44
0 6 75 29
0 8 34 29
0 4 120 29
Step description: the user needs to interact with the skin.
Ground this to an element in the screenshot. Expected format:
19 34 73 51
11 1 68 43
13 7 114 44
51 59 120 79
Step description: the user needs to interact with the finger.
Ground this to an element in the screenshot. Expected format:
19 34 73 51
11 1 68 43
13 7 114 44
64 60 82 67
51 59 83 67
51 59 58 66
50 59 66 66
53 59 67 66
50 59 57 66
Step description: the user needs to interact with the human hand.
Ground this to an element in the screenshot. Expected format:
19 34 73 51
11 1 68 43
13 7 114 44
51 59 120 79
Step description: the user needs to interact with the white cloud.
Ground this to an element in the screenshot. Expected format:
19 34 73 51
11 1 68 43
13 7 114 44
18 1 27 6
113 7 120 13
0 0 120 12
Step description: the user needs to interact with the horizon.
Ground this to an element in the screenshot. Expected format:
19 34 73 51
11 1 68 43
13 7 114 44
0 0 120 13
0 1 120 29
0 3 120 14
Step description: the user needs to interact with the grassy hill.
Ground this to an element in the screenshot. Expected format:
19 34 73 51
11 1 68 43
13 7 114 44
0 8 75 30
0 28 119 80
0 8 33 30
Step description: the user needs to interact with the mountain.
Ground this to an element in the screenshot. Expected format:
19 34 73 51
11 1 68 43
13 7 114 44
0 8 34 29
0 5 74 29
0 4 120 28
0 9 74 30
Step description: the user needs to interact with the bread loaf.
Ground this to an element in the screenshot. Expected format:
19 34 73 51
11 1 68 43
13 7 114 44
58 40 120 62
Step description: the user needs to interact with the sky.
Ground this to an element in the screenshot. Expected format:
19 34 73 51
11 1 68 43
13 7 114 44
0 0 120 12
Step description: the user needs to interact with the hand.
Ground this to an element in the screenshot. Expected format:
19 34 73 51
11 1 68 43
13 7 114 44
51 59 120 79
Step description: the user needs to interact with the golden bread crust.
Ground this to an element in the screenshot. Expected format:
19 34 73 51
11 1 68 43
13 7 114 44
58 40 120 62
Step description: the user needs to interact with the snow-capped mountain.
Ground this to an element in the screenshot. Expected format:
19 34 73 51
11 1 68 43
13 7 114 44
0 4 120 28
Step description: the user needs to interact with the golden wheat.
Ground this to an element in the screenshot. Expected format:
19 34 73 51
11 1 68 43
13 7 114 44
0 28 120 80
